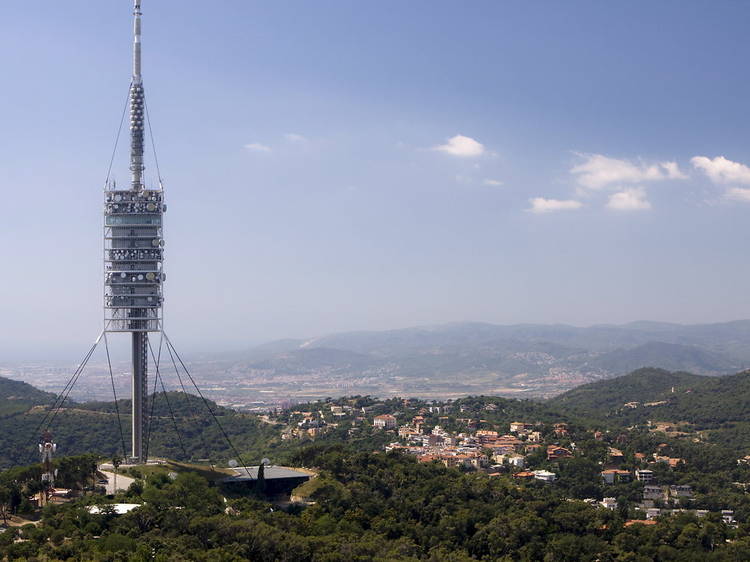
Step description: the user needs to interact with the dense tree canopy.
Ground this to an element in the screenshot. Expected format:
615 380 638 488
3 447 750 561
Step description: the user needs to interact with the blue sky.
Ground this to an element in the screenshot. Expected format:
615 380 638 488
2 1 750 358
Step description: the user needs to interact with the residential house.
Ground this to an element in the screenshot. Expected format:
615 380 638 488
527 431 542 443
553 423 569 437
645 508 662 520
494 453 525 468
510 422 532 434
428 434 445 447
608 447 625 464
547 445 573 461
601 469 632 484
532 470 557 483
398 426 421 439
373 414 397 429
669 485 693 499
600 497 617 510
643 486 665 501
490 445 516 457
476 430 499 443
636 469 655 483
653 455 685 468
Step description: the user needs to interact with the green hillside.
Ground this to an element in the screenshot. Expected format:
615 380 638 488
0 376 56 403
549 368 707 414
0 376 57 417
0 390 283 470
550 368 750 451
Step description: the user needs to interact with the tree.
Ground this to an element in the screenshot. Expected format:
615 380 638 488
111 454 122 494
0 486 10 525
257 462 266 495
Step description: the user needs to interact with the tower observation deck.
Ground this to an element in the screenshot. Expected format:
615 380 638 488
104 0 164 463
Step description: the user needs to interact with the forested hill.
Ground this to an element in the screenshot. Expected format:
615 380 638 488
549 368 707 414
549 368 750 450
0 375 56 405
0 376 57 417
0 388 283 470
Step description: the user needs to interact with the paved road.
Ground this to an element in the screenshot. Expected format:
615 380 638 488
99 470 135 495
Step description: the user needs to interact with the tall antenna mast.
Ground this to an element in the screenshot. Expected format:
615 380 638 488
103 0 165 463
130 0 145 190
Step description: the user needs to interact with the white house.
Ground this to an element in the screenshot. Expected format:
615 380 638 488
532 470 557 483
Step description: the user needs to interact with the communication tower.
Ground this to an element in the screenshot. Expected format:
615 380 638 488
25 1 251 474
39 431 57 505
104 0 165 463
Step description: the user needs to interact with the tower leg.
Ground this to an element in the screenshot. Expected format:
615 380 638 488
131 332 148 463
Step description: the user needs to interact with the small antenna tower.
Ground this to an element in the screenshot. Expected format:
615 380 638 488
39 430 57 506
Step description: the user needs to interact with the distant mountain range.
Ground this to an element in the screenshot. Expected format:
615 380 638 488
4 320 750 404
224 320 750 399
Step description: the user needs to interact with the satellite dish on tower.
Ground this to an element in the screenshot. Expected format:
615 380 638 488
261 458 270 466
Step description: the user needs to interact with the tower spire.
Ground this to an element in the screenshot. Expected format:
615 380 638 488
130 0 145 189
133 1 142 83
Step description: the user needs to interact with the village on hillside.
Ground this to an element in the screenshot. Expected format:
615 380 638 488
273 396 746 527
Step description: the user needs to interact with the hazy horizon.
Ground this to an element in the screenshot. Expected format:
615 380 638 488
3 1 750 359
2 317 750 363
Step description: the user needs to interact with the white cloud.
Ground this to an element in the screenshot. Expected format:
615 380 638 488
434 135 485 157
725 187 750 202
691 155 750 185
284 133 307 142
606 187 651 211
244 143 271 152
483 179 503 186
661 161 687 180
528 197 583 214
571 153 686 190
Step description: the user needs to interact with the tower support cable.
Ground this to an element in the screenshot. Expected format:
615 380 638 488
144 341 163 460
20 333 103 464
165 341 212 458
163 333 252 475
104 82 133 187
144 333 165 460
45 337 100 432
104 333 128 459
146 337 187 460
